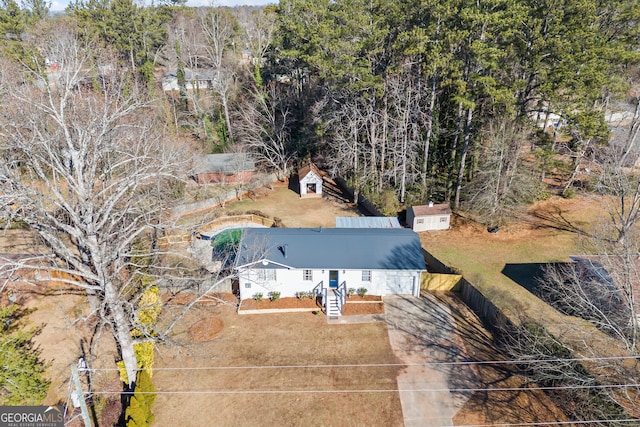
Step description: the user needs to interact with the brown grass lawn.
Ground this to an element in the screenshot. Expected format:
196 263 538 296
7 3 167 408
178 180 361 229
226 181 361 228
422 195 620 334
152 303 402 427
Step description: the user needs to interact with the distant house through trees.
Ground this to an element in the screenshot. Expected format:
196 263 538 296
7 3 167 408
193 153 255 185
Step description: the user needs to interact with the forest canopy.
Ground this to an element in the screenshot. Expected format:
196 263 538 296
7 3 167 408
1 0 639 225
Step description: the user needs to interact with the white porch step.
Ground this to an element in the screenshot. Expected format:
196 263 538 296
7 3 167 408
326 292 342 316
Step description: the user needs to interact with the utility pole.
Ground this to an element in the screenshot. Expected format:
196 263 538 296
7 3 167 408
71 363 92 427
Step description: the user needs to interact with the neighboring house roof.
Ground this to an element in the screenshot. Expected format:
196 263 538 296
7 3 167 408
571 255 640 316
411 203 452 216
235 227 426 271
335 217 401 228
162 69 219 91
298 163 323 181
163 69 218 83
195 153 255 174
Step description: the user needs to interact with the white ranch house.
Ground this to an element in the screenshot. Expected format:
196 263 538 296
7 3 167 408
234 228 427 316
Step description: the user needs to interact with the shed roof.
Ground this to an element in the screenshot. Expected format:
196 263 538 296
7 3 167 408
298 163 323 181
411 203 452 217
235 228 426 271
164 69 218 82
335 217 401 228
195 153 255 174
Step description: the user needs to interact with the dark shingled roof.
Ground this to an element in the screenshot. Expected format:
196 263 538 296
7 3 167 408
235 228 427 271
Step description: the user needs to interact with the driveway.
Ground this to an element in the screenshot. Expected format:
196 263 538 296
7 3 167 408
384 294 477 427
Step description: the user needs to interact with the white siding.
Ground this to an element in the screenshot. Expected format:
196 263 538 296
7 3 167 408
411 214 450 231
299 172 322 196
238 267 421 300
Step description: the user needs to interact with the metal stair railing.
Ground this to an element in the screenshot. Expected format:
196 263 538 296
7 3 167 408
313 281 325 311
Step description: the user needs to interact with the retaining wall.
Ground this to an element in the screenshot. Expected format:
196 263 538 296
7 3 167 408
171 172 280 218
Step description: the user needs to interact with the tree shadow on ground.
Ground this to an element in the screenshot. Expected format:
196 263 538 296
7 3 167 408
525 203 591 236
386 292 568 424
501 263 550 294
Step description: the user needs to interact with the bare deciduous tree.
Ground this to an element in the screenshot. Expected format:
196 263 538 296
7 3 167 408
464 118 541 225
0 31 191 390
235 84 294 180
537 260 638 352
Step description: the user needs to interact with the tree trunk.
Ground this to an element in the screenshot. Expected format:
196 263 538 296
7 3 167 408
454 106 473 209
446 102 464 203
422 74 437 189
563 140 589 196
380 96 388 192
105 281 138 389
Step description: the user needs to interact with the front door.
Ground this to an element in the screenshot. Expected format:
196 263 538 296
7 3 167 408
329 270 339 289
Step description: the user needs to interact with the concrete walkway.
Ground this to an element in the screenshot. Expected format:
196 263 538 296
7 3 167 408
384 294 476 427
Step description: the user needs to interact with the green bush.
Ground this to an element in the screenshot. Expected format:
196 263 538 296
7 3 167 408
347 288 356 297
125 370 156 427
296 291 315 299
254 293 263 302
268 291 281 302
563 187 576 199
0 304 50 405
356 287 368 297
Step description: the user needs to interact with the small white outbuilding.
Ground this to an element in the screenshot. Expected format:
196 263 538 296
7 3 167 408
407 202 452 231
298 163 323 197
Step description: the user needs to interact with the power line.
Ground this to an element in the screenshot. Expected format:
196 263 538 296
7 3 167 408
85 382 640 395
84 354 640 372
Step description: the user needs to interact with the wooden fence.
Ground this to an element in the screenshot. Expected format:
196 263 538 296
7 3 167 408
157 214 274 247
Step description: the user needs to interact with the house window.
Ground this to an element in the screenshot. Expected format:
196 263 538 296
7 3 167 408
440 216 447 222
257 269 276 281
362 270 372 282
303 270 313 281
416 218 424 224
245 283 251 289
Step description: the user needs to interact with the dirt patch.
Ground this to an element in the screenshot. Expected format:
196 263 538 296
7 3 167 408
188 317 225 342
163 291 237 306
